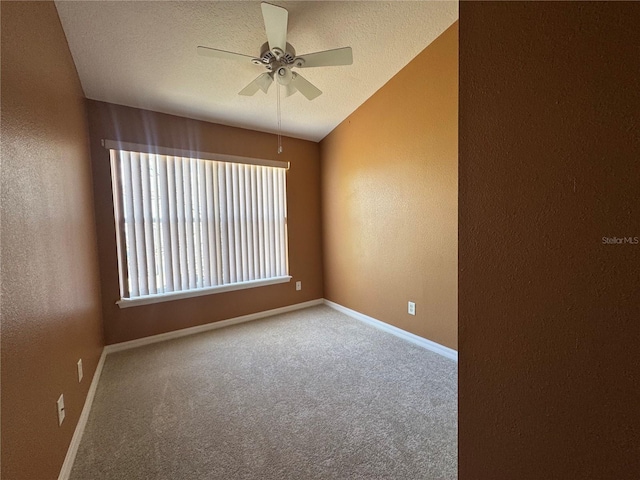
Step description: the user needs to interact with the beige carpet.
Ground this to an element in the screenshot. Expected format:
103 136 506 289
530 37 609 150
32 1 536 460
70 305 457 479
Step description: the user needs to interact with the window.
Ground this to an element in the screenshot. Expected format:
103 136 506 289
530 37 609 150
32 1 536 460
106 141 290 307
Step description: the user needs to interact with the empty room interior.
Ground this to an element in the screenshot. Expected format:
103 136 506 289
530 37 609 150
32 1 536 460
1 1 638 480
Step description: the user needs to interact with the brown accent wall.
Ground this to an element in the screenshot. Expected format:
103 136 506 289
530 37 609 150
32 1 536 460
87 101 323 344
320 23 458 350
459 2 640 479
0 2 104 479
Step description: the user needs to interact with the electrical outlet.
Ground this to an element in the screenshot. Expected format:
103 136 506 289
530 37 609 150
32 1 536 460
295 281 302 291
77 359 83 383
408 301 416 316
57 394 65 426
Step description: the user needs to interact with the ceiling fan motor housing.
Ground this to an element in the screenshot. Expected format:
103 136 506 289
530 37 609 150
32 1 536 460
257 42 296 67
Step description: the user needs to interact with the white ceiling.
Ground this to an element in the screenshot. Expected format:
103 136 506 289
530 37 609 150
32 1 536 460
55 1 458 142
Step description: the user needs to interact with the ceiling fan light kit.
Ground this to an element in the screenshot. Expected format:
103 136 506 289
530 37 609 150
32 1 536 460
198 2 353 152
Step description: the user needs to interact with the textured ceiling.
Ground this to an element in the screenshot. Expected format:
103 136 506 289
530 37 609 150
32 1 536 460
55 1 458 142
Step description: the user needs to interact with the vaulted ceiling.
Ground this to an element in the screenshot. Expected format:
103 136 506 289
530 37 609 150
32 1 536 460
55 1 458 142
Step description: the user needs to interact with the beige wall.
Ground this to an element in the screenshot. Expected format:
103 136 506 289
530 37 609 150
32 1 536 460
320 23 458 350
87 101 324 344
459 3 640 478
0 2 104 479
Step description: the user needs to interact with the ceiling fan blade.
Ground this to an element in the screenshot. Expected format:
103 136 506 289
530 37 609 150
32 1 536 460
284 83 297 98
256 72 275 93
261 2 288 56
290 73 322 101
239 73 274 96
197 46 254 62
296 47 353 68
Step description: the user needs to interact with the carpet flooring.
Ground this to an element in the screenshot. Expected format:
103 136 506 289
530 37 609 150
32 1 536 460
70 305 457 479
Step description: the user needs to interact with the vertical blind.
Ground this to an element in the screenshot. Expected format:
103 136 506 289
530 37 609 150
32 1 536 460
109 148 289 300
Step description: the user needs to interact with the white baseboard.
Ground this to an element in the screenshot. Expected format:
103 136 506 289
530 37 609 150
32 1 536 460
105 299 324 354
58 348 107 480
323 299 458 362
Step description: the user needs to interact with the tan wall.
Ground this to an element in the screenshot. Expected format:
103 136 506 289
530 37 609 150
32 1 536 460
0 2 104 479
459 3 640 479
87 101 323 344
320 23 458 350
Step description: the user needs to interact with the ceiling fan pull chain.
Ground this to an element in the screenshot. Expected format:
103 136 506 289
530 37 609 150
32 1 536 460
277 82 283 154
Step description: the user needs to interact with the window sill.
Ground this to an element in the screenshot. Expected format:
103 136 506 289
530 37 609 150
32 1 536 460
116 276 292 309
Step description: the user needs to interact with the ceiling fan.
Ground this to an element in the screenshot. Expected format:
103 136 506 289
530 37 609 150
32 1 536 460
197 2 353 101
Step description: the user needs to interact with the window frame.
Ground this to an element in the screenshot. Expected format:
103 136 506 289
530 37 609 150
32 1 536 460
104 140 291 308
